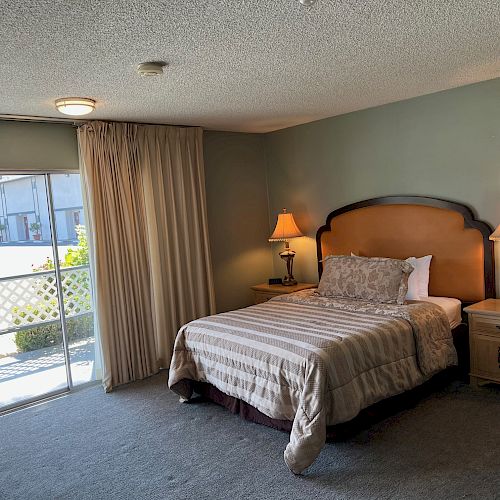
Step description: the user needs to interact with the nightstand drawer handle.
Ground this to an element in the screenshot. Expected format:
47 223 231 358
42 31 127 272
498 346 500 369
496 325 500 329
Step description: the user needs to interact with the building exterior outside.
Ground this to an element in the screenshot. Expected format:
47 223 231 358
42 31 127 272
0 174 85 243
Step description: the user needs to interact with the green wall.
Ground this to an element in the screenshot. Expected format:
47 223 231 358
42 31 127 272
203 131 273 312
265 78 500 290
0 121 79 171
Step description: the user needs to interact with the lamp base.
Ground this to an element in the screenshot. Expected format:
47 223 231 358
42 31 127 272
279 247 297 286
282 276 297 286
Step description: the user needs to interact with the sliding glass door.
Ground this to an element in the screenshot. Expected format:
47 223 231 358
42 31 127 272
51 173 96 387
0 173 96 411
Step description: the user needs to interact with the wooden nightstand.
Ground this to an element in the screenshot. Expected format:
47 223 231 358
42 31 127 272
250 283 317 305
463 299 500 387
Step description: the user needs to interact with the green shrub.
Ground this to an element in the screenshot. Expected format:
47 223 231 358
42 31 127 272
14 314 94 353
62 225 89 267
14 322 61 352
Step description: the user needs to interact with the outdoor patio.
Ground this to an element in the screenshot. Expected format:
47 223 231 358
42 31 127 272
0 337 96 408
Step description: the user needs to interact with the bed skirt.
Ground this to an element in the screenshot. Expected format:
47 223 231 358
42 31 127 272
192 366 459 441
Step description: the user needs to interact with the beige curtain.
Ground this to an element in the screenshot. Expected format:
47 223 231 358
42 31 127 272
78 121 215 391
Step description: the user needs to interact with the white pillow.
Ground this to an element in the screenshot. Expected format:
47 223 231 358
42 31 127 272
405 257 420 300
350 253 432 300
412 255 432 298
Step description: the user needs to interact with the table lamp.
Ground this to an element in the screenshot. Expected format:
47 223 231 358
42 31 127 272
269 208 303 286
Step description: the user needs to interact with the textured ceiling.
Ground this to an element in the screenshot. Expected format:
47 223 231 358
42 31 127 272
1 0 500 132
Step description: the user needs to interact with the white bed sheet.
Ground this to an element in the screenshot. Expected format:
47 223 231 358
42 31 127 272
418 296 462 329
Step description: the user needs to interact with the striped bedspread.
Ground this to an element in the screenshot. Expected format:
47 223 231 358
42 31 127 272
168 289 457 474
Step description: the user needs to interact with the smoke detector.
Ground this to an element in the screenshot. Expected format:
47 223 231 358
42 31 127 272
137 62 166 77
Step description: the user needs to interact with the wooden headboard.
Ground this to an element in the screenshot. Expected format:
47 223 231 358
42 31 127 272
316 196 495 303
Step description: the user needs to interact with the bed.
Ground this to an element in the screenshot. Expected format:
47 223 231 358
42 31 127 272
169 196 495 474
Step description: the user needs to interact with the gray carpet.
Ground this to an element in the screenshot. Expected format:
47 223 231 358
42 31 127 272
1 373 499 500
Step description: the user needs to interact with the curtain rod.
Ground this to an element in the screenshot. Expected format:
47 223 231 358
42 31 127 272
0 114 81 127
0 114 199 129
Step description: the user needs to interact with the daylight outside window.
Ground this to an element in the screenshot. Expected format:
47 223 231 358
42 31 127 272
0 173 97 411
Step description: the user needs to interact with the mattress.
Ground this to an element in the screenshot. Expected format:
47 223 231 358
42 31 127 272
418 296 462 329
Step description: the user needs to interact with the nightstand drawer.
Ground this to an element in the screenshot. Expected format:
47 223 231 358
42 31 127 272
471 335 500 382
253 292 278 304
470 316 500 337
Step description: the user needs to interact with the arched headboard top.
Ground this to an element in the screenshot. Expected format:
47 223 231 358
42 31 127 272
316 196 495 303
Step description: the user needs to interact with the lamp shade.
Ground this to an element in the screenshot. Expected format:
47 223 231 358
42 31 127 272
269 209 303 241
490 225 500 241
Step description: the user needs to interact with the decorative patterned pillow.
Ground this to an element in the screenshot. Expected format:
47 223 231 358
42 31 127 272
351 252 431 300
317 255 413 305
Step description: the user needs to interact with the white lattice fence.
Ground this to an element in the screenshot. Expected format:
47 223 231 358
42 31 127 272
0 265 92 333
59 266 92 318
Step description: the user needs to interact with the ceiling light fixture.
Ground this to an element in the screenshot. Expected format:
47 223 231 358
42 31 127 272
137 62 166 77
299 0 317 5
55 97 96 116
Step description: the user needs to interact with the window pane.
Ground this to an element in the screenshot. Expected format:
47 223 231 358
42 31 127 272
50 173 97 386
0 174 67 409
